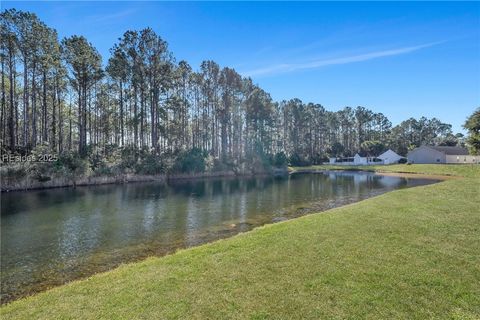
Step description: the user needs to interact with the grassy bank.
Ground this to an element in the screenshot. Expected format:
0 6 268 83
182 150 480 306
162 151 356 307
2 165 479 319
290 163 480 178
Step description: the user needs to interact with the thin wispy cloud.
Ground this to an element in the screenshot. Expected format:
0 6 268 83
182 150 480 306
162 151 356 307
87 9 136 24
243 41 445 77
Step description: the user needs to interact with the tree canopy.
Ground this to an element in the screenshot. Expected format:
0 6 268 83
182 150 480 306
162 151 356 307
464 108 480 155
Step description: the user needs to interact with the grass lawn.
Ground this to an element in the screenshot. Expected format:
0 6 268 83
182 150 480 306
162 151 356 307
289 163 480 178
1 165 479 319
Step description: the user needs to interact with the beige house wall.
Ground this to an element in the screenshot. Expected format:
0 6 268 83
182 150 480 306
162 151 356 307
407 146 445 164
446 155 479 164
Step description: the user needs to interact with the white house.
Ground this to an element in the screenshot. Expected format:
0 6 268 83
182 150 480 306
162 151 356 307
354 153 367 165
407 145 478 164
329 153 384 165
377 149 404 164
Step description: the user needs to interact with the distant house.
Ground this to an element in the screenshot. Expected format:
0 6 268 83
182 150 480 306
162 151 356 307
329 153 383 165
407 145 478 164
377 149 404 164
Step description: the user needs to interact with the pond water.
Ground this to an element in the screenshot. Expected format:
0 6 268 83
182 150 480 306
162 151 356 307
0 171 439 303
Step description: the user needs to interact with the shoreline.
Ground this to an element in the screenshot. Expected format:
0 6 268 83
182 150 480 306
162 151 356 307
3 163 470 192
0 167 288 193
290 167 456 181
288 164 471 180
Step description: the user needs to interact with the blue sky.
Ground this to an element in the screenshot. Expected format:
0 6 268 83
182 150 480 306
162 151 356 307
4 1 480 133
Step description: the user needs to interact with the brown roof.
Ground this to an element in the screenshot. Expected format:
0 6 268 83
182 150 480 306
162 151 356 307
429 146 469 155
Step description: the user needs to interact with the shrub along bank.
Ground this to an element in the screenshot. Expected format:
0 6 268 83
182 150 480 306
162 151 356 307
1 145 290 191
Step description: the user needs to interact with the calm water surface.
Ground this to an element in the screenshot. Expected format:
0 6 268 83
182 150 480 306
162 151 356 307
1 171 439 303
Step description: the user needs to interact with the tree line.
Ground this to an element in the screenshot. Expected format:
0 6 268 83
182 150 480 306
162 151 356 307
0 9 470 176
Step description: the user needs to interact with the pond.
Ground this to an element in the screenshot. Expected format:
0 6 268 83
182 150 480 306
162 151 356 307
0 171 439 303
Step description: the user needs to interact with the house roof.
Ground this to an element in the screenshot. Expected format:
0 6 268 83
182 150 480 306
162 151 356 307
378 149 403 159
428 146 469 155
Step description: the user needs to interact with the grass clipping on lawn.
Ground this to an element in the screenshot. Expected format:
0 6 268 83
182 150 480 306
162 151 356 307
1 164 479 319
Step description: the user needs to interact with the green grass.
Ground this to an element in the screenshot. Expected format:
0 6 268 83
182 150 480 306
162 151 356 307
2 165 480 319
290 163 480 178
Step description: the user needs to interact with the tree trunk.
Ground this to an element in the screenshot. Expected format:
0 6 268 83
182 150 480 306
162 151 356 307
58 83 63 152
140 86 144 147
150 84 157 149
82 80 87 153
14 68 18 145
31 62 37 148
119 80 124 146
7 46 15 151
133 84 138 147
42 69 48 143
1 55 4 145
51 81 56 152
69 100 72 150
78 83 83 154
23 57 29 148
